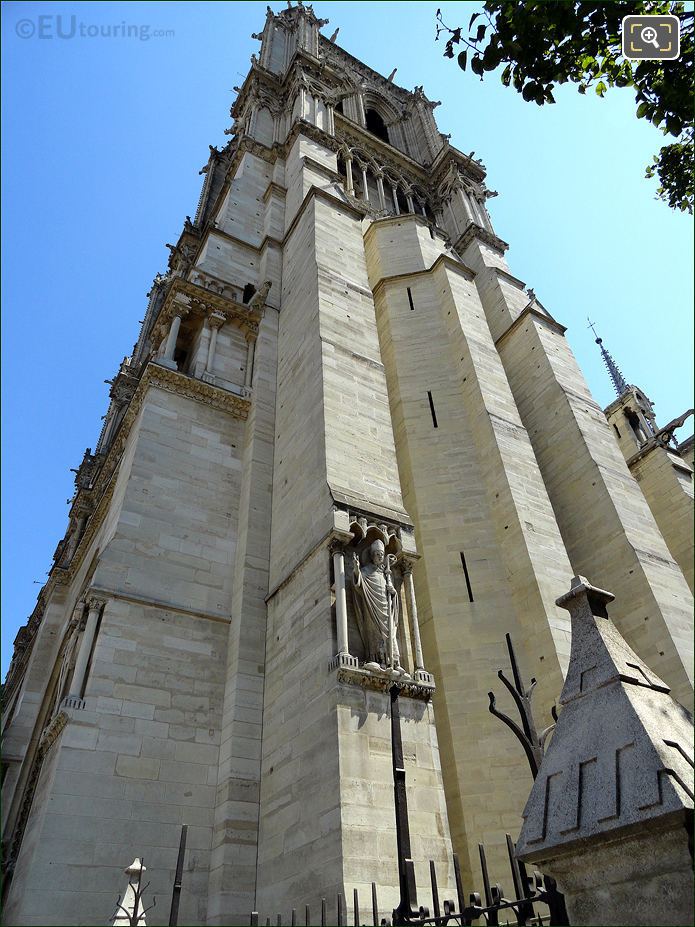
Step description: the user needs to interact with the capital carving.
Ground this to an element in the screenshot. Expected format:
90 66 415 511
208 311 226 330
85 595 107 613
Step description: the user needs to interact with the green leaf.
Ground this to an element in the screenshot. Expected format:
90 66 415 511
636 102 649 118
475 23 486 43
469 12 480 30
595 80 607 98
471 55 484 77
522 81 538 102
458 50 468 71
501 64 512 87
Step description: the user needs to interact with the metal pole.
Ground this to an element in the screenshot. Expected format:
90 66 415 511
390 685 419 924
168 824 188 926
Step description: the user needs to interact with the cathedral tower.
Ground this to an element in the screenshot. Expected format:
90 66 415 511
3 5 692 925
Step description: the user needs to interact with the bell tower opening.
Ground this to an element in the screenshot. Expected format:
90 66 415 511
365 108 389 144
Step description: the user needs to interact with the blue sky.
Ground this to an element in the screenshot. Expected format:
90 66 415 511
2 1 693 678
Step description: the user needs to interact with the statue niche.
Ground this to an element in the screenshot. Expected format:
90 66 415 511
348 521 409 678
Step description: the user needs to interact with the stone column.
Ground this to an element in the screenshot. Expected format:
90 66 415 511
455 188 474 227
391 185 400 215
160 309 187 369
401 563 424 672
344 155 354 195
205 312 226 375
331 543 350 658
406 192 415 214
193 317 209 377
376 173 386 210
66 596 105 705
360 167 369 203
60 509 89 567
244 334 256 391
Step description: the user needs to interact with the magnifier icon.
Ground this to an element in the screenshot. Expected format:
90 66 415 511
641 25 660 49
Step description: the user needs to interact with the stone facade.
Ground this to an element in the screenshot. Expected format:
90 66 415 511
3 4 693 925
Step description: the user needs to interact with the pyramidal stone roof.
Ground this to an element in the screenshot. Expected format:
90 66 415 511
516 576 694 863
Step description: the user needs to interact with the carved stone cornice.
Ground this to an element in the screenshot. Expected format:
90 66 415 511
454 223 509 256
145 364 251 418
333 662 435 701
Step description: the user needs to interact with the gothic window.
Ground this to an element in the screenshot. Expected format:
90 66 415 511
396 188 409 214
243 283 256 304
335 100 344 115
365 108 389 144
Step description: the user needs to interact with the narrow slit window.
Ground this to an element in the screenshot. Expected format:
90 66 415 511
427 391 438 428
613 423 621 439
459 551 474 602
407 287 415 311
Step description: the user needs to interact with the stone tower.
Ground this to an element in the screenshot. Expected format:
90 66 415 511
2 5 692 925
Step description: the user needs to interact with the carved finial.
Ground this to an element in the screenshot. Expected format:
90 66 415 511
329 27 339 42
387 68 397 82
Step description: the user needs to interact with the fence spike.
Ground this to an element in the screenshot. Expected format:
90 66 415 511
250 914 259 927
305 906 310 927
429 860 441 919
371 882 379 927
337 891 346 926
291 909 297 926
353 888 360 927
321 897 327 927
452 853 465 918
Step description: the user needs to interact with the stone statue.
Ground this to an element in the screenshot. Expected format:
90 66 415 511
351 539 401 670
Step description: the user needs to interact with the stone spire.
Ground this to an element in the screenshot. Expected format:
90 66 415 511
516 575 694 925
588 319 629 397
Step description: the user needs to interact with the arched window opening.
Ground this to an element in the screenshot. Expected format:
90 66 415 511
243 283 256 304
365 108 389 144
337 158 347 178
396 188 409 215
335 100 344 115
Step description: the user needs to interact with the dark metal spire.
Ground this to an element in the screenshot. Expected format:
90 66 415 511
587 318 629 397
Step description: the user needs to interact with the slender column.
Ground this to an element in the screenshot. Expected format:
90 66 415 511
331 543 350 657
361 167 369 202
162 310 186 365
345 156 354 195
376 173 386 210
391 185 400 215
406 193 415 214
244 335 256 390
67 596 105 701
61 512 89 566
477 197 494 231
205 312 225 374
457 188 475 225
194 317 210 376
326 103 335 136
419 200 427 218
402 564 424 672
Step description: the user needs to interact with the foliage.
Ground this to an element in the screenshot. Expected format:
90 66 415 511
436 2 694 213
